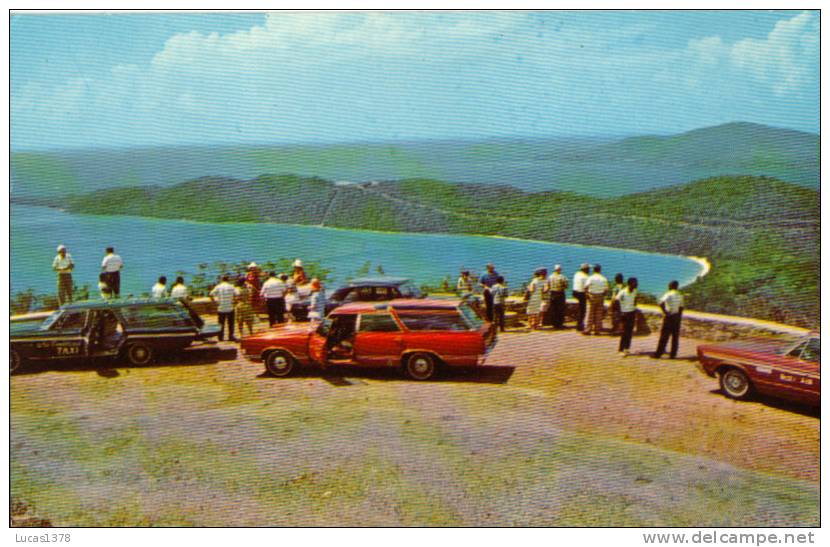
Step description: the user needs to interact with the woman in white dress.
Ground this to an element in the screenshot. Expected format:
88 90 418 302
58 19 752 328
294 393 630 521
526 268 547 330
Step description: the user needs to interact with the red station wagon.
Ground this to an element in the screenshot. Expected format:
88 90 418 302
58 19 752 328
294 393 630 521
696 333 820 406
241 299 497 380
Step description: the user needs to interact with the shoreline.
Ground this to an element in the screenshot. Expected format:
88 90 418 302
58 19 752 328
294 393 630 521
12 203 711 287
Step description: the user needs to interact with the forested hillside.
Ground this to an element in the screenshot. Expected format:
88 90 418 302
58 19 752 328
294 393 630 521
39 173 818 327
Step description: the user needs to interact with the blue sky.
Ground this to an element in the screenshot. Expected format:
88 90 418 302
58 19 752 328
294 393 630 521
11 10 819 150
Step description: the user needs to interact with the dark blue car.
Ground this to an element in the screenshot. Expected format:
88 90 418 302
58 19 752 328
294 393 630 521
290 277 424 320
10 299 220 372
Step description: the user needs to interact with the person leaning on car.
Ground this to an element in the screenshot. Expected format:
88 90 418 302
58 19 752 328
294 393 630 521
261 271 287 326
478 263 500 323
653 280 684 359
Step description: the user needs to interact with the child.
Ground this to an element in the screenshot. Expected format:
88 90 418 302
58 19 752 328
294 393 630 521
308 278 326 323
491 276 508 332
98 273 114 300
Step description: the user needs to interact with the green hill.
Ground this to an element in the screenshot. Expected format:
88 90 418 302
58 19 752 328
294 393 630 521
54 173 819 328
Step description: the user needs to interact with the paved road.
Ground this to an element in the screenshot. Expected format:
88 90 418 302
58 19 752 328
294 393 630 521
11 327 819 526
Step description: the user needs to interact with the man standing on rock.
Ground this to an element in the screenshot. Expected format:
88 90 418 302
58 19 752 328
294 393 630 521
52 244 74 305
479 263 500 322
101 247 124 298
653 280 685 359
547 265 569 329
572 263 590 331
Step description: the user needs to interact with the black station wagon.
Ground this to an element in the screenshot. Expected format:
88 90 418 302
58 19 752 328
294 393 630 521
10 299 220 373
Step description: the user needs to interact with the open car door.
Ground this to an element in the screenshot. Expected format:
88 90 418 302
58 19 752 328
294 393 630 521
88 309 127 357
308 319 330 364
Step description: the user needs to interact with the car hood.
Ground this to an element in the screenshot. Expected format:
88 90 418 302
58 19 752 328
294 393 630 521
245 323 314 341
699 338 791 357
10 320 47 337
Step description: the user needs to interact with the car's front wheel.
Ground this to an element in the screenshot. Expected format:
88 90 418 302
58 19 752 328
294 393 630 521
403 352 436 381
265 350 296 377
10 349 22 374
720 367 752 400
125 342 154 366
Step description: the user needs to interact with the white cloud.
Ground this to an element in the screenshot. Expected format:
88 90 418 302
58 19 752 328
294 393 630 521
730 11 818 95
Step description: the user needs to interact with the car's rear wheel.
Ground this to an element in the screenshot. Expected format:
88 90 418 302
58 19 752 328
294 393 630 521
10 349 22 374
125 342 154 366
720 367 752 400
403 352 436 381
265 350 296 377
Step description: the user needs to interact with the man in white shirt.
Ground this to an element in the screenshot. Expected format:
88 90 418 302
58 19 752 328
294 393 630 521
52 244 74 305
211 274 240 341
101 247 124 297
151 276 168 299
583 264 609 335
572 263 590 331
654 280 685 359
615 277 639 355
260 271 287 326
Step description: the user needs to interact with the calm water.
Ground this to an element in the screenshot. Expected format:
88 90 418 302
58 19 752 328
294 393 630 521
11 204 704 298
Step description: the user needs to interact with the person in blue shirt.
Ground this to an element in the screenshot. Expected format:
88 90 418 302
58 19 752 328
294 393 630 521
308 278 326 323
479 263 500 323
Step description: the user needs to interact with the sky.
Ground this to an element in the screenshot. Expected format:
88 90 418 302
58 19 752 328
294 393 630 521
10 10 820 151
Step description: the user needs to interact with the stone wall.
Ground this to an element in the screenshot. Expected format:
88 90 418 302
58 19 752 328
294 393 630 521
503 297 807 341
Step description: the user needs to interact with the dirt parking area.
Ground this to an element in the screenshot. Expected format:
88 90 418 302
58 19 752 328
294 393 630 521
11 327 819 526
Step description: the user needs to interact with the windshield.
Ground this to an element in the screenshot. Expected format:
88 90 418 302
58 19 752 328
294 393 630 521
40 311 62 330
399 281 421 298
458 303 485 329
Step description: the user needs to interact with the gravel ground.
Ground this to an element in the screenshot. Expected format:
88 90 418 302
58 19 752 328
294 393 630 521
10 326 819 526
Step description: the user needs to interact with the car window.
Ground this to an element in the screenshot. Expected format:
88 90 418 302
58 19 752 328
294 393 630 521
800 338 820 362
52 310 87 331
397 311 469 331
375 287 395 301
359 314 401 332
349 287 373 301
121 305 191 329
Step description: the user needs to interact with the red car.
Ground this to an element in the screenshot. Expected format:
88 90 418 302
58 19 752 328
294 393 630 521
696 333 820 406
241 299 497 380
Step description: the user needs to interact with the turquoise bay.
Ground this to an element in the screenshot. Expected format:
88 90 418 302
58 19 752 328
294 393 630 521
11 204 704 298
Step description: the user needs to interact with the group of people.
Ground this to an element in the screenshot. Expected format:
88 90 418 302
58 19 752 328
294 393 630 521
458 262 686 359
53 245 126 305
51 245 326 343
153 259 326 342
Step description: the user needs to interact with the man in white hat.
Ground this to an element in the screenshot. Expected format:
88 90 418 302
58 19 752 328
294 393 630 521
52 244 75 305
547 264 569 329
292 258 307 285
